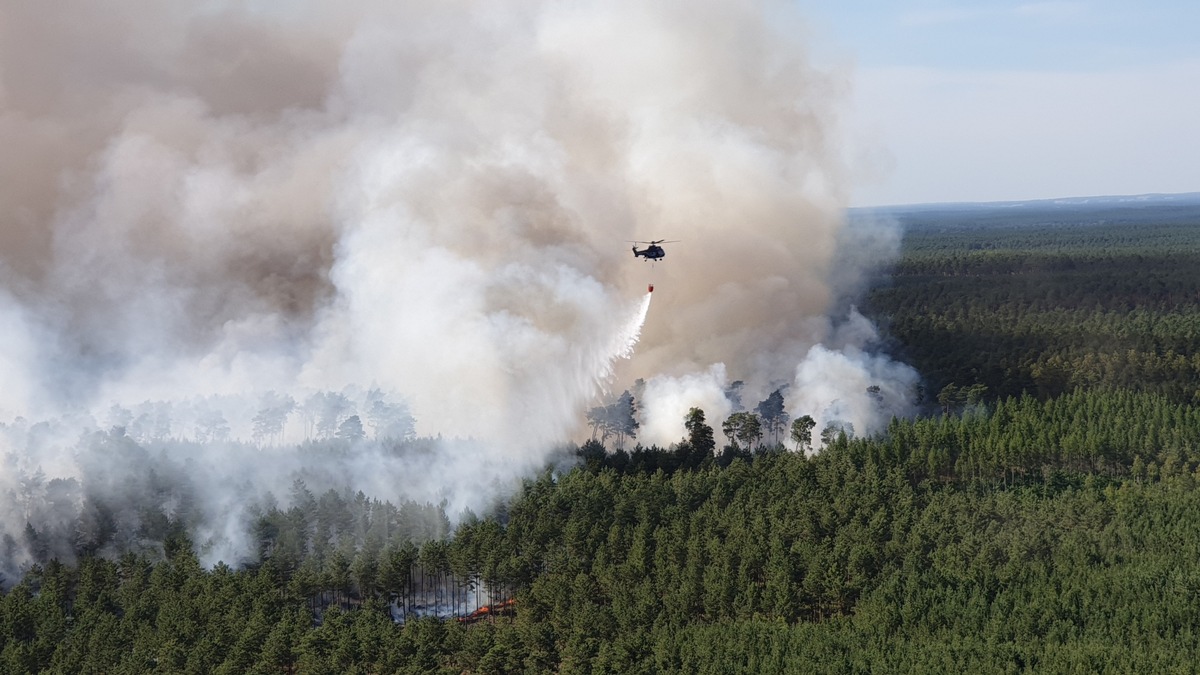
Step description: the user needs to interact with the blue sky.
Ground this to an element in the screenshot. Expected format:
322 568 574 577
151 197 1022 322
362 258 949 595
794 1 1200 205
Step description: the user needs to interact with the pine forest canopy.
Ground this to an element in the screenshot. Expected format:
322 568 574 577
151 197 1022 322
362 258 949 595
7 197 1200 672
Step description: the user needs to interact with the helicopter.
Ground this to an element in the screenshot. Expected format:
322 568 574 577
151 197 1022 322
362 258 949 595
630 239 678 261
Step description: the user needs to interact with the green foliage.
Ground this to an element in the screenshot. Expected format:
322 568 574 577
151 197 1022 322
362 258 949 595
7 201 1200 671
722 411 763 451
9 392 1200 672
684 407 716 458
790 415 815 453
755 389 789 447
865 207 1200 402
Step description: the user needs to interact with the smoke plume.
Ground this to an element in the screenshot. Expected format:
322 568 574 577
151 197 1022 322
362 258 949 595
0 0 913 573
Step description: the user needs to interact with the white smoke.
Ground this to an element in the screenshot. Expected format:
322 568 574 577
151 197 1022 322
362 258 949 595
0 292 41 419
0 0 915 573
791 342 919 446
636 306 917 450
639 364 734 448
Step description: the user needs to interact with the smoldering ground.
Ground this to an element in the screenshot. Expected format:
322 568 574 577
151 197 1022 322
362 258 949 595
0 0 913 577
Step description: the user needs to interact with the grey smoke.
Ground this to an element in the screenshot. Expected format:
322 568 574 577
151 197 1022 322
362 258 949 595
0 0 913 573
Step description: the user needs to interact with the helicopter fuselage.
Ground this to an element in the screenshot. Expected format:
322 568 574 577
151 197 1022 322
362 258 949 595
632 245 665 260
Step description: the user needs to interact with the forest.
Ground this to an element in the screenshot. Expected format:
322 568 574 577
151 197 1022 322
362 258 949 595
6 198 1200 672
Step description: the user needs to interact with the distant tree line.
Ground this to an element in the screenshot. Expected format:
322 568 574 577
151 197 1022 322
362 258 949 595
866 217 1200 403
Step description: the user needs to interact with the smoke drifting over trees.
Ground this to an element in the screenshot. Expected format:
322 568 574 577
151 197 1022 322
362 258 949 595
0 0 914 576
